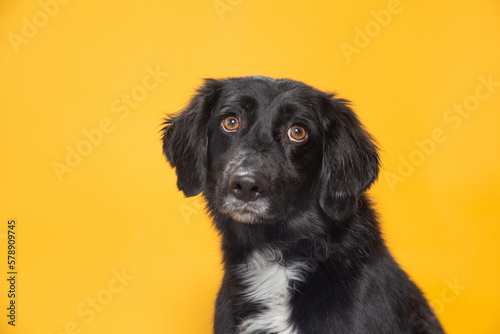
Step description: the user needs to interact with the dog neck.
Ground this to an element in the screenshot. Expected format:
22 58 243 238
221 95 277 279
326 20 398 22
235 247 307 334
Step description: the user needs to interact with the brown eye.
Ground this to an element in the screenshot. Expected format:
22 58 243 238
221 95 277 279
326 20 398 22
221 116 240 132
288 125 307 142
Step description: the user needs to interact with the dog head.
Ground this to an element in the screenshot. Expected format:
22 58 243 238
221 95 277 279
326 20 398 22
162 76 379 224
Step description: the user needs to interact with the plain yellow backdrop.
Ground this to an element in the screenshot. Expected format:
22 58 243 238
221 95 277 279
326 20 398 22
1 0 499 333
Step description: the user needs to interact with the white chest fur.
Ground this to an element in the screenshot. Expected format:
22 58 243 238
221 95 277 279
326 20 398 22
236 248 305 334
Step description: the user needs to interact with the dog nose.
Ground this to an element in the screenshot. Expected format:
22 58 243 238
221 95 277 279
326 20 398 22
229 172 268 202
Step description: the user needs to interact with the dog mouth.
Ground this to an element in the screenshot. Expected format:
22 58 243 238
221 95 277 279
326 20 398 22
217 157 276 223
219 196 274 224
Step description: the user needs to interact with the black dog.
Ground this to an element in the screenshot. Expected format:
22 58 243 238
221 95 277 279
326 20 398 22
162 76 444 334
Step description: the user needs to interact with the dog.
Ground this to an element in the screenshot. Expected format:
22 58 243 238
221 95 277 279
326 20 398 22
162 76 444 334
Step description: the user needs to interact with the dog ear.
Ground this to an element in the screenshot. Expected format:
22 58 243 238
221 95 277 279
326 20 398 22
319 95 380 221
162 79 222 197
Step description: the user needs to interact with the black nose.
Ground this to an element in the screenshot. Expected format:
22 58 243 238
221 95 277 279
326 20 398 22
229 172 268 202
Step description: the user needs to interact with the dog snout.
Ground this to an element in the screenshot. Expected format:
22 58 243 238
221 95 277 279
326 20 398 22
229 170 268 202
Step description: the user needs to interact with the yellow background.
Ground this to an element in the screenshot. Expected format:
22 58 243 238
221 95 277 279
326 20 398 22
1 0 499 333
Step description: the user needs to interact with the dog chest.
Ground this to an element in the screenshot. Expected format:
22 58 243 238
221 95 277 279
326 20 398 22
236 248 305 334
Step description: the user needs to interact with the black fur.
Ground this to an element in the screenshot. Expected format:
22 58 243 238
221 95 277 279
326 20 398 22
162 76 444 334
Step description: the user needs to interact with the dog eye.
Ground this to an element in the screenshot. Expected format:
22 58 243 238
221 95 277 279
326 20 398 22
288 125 308 142
221 116 240 132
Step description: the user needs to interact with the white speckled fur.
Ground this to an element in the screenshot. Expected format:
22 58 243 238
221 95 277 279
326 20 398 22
236 248 308 334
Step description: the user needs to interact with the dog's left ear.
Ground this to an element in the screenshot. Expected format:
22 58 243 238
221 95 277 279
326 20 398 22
319 95 380 221
162 79 222 197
